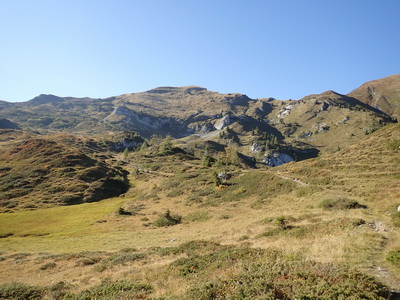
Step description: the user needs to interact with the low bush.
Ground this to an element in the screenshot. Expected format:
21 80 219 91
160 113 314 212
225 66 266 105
39 262 56 270
182 262 389 300
320 197 367 210
153 210 182 227
67 280 153 300
387 249 400 267
0 282 44 300
391 211 400 227
117 207 132 215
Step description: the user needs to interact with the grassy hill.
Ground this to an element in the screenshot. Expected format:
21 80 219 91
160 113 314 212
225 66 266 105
0 76 400 298
0 124 400 298
0 130 129 212
348 74 400 119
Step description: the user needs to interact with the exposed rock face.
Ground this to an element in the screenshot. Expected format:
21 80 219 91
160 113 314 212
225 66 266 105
214 115 234 130
106 106 173 130
107 137 145 152
265 152 294 167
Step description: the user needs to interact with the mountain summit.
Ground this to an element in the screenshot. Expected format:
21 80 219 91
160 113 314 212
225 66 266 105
348 74 400 118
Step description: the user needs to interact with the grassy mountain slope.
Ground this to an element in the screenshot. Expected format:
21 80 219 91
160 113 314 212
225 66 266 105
0 124 400 297
0 80 394 157
265 90 392 152
0 130 129 212
0 76 400 298
348 74 400 119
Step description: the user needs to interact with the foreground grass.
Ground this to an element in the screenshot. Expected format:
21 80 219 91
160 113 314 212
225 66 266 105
0 241 393 299
0 196 129 253
1 124 400 297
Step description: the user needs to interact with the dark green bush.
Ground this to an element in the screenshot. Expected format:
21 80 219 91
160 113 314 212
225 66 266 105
154 210 182 227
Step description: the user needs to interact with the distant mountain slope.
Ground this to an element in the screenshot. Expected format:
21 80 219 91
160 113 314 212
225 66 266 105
0 76 396 158
348 74 400 119
266 90 391 152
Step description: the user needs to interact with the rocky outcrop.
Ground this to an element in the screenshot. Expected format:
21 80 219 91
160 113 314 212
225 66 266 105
265 152 294 167
214 115 234 130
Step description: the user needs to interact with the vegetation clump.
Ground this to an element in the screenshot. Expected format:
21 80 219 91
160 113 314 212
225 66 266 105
387 249 400 267
153 209 182 227
67 280 153 299
117 207 132 216
182 261 390 300
319 197 366 210
391 211 400 227
0 282 44 300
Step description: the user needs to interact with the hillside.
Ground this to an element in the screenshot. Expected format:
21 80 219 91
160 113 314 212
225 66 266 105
0 124 400 298
0 79 394 167
0 76 400 298
0 130 129 212
348 74 400 119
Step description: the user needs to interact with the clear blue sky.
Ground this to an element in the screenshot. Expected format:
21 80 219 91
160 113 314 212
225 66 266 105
1 0 399 102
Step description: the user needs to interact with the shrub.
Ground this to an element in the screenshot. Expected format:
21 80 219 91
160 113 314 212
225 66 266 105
39 262 56 270
388 139 400 150
153 210 182 227
320 198 366 210
68 280 153 299
276 216 288 230
117 207 132 215
391 211 400 227
0 283 44 300
181 259 389 299
387 249 400 267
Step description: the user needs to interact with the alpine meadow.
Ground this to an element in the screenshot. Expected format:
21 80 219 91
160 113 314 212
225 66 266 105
1 74 400 299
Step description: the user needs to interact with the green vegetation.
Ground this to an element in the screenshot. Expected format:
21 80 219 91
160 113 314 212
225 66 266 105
1 80 400 297
0 283 44 300
392 211 400 227
0 243 391 299
387 250 400 268
69 280 153 300
153 210 182 227
319 197 366 210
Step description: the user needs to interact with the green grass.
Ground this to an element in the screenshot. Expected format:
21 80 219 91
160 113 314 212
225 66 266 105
0 196 127 253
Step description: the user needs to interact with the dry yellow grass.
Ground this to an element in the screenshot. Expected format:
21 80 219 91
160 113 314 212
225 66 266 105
1 124 400 294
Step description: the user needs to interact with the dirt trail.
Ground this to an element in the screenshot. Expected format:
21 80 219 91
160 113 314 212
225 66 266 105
275 171 308 186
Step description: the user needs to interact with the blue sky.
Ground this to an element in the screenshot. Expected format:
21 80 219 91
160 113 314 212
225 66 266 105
1 0 399 102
